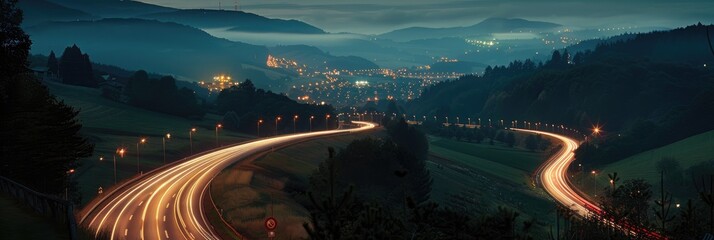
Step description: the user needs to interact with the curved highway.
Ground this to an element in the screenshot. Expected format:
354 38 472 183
80 121 376 240
515 128 664 239
514 129 596 216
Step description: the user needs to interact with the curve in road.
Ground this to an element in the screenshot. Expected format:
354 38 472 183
515 128 665 239
80 121 376 240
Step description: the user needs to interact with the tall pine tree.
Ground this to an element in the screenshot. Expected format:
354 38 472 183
47 50 58 75
0 0 94 198
59 44 95 87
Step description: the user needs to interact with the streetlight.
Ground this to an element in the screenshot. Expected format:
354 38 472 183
66 168 75 200
445 117 449 125
293 115 299 133
325 114 330 130
114 148 125 184
257 119 263 136
309 116 314 132
189 128 197 154
468 118 471 126
215 124 222 146
275 116 281 135
163 133 171 164
137 138 146 174
478 118 481 126
456 117 460 125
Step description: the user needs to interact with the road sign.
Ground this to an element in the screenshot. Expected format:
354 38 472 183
264 217 277 231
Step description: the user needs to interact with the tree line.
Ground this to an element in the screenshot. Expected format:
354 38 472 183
216 79 336 135
409 24 714 168
1 0 93 202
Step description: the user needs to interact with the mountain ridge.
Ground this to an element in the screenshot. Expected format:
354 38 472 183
139 9 325 34
379 17 561 42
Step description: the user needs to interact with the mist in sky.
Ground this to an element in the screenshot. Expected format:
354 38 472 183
138 0 714 34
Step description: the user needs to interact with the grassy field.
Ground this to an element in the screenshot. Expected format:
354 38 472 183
210 130 384 239
44 80 252 205
211 130 561 239
429 136 545 185
426 135 557 238
0 195 68 240
601 130 714 184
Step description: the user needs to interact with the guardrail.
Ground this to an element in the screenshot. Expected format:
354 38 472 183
0 176 77 239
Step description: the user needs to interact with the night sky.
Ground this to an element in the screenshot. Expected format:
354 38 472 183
138 0 714 34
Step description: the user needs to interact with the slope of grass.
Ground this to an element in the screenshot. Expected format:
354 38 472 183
0 195 68 240
426 134 558 238
45 80 251 205
429 136 546 185
600 130 714 192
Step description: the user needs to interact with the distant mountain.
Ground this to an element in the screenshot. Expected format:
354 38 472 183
25 18 270 83
18 0 97 26
140 9 325 34
379 18 561 42
269 45 379 71
46 0 175 18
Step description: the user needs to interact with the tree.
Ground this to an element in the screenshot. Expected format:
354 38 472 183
524 134 538 151
473 128 485 143
222 111 240 131
47 51 58 75
59 44 95 87
505 132 516 147
0 0 31 81
1 0 94 199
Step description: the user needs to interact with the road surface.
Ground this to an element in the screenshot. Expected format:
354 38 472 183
516 128 664 239
515 129 596 216
80 121 376 240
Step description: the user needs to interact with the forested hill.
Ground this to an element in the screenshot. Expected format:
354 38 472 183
408 24 714 138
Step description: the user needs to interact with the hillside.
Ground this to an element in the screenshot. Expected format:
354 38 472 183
601 130 714 188
25 18 272 83
409 25 714 130
140 9 325 34
17 0 96 27
46 0 174 18
269 45 379 70
408 25 714 165
379 18 561 42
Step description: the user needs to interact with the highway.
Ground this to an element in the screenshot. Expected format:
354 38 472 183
516 128 664 239
514 129 596 216
80 121 376 240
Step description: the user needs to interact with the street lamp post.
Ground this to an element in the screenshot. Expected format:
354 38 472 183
114 148 125 184
257 119 263 137
468 118 471 126
478 118 481 126
309 116 314 132
445 117 449 125
275 117 281 135
293 115 298 133
163 133 170 164
137 138 146 174
215 124 222 147
65 168 75 200
325 114 331 130
456 117 460 125
189 128 197 154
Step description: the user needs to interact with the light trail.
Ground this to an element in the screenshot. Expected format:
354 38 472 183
80 122 376 240
516 128 665 239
